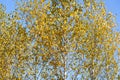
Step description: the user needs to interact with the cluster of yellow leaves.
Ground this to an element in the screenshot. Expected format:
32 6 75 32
0 5 29 79
0 0 120 80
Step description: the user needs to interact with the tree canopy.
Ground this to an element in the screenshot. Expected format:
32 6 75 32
0 0 120 80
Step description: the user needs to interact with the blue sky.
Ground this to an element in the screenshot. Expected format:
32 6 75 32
0 0 16 12
0 0 120 31
104 0 120 31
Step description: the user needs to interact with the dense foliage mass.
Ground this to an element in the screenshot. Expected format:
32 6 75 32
0 0 120 80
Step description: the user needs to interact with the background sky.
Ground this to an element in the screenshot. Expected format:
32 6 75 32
0 0 16 13
104 0 120 31
0 0 120 31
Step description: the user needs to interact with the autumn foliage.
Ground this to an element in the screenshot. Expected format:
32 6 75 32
0 0 120 80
